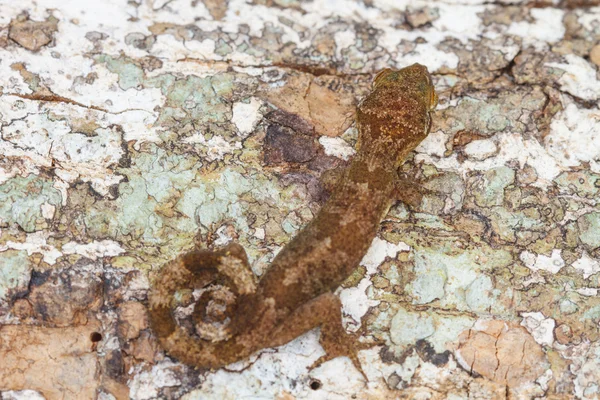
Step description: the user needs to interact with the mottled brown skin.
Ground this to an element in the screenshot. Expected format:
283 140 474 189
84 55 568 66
149 64 437 373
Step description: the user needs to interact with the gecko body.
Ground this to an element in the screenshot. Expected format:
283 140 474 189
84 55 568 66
149 63 437 371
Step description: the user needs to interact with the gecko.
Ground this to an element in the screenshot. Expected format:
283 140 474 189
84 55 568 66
148 63 438 374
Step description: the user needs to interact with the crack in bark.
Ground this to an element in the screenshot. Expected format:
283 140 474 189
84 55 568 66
177 57 375 78
2 92 154 116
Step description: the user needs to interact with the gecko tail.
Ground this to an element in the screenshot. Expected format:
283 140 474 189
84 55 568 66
148 242 257 368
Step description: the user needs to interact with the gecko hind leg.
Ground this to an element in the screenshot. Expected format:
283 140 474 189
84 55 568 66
269 292 370 380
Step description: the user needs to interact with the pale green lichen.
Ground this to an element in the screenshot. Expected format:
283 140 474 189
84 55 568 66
97 54 237 132
442 89 547 135
559 298 578 315
408 252 447 304
215 38 234 56
465 275 494 312
426 314 475 353
175 166 309 264
0 175 62 232
405 240 512 313
471 166 515 208
84 145 202 245
488 206 545 243
389 308 435 349
96 54 145 91
82 139 310 269
577 212 600 249
389 307 475 354
422 172 465 211
555 171 600 199
175 168 254 231
0 250 32 303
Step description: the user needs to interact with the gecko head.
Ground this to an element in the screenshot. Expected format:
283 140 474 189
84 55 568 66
373 64 438 111
356 64 438 167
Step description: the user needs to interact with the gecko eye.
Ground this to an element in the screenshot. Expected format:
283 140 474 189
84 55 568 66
430 90 438 110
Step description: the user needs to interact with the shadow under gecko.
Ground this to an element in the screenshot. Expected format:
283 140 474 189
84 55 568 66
149 64 438 375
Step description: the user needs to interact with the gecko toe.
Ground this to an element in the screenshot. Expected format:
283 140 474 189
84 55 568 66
310 328 370 381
